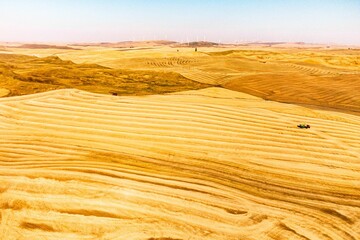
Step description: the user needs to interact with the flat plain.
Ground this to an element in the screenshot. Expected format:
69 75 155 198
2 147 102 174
0 42 359 240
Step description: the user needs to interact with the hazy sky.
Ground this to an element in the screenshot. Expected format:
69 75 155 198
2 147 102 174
0 0 359 44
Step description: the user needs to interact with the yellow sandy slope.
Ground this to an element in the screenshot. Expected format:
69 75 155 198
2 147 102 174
0 87 359 240
4 45 359 114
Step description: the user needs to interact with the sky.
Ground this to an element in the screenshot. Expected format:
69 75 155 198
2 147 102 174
0 0 359 45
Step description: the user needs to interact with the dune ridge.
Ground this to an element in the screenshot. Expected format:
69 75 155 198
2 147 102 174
1 88 359 240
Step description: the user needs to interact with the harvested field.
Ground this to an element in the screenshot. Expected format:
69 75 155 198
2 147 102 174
5 45 359 114
1 87 359 239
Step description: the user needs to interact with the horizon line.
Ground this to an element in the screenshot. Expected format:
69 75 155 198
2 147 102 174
1 39 359 47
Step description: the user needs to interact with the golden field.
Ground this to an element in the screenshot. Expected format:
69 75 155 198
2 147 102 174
2 42 359 114
0 43 360 240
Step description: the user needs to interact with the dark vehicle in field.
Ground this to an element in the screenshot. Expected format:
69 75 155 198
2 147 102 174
298 124 310 129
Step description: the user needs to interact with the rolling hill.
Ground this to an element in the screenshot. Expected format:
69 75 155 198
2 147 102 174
1 87 359 239
0 53 210 97
5 45 358 114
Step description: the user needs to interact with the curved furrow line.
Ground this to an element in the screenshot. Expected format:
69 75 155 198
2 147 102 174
1 139 358 210
41 94 360 135
3 166 358 237
3 166 358 239
1 89 359 240
1 150 358 197
1 102 324 141
3 158 360 200
1 107 351 157
2 142 356 195
272 111 360 139
2 117 358 168
2 128 359 175
0 128 347 160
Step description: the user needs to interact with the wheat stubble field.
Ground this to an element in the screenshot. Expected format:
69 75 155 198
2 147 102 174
0 43 360 240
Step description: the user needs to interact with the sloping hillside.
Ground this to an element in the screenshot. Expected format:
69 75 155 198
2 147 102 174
0 54 210 97
1 88 359 240
7 46 358 114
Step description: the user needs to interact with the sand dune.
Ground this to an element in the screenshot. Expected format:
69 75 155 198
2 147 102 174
1 87 359 240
